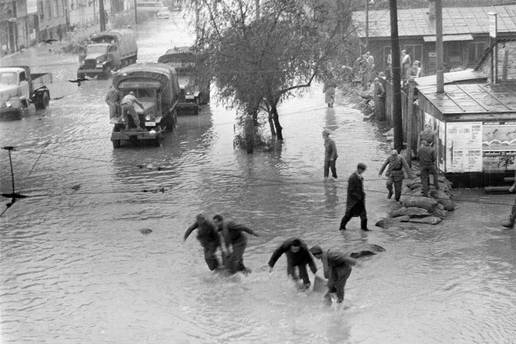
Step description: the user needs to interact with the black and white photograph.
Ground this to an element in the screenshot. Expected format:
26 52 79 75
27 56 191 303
1 0 516 343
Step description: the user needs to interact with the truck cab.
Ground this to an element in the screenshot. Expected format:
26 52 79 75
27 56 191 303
78 30 138 79
110 63 180 148
158 46 210 115
0 66 51 120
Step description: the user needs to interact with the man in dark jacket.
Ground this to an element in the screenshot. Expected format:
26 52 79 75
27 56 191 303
340 163 369 231
417 140 440 197
184 214 221 271
310 245 356 304
213 214 258 274
268 238 318 289
379 149 411 202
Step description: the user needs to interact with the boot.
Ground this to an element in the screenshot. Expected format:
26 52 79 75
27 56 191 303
361 219 370 231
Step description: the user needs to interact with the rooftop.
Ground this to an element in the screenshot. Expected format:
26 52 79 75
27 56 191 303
353 4 516 38
418 82 516 115
415 69 487 87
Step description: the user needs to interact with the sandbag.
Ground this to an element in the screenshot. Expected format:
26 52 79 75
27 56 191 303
432 207 448 219
441 199 456 211
390 207 431 218
430 189 451 201
402 196 438 211
348 244 386 258
376 216 410 228
407 216 442 225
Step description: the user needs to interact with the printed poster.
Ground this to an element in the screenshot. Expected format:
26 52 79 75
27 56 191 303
482 122 516 172
446 122 482 172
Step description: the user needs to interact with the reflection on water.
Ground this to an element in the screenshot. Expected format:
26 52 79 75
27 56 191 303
1 14 516 344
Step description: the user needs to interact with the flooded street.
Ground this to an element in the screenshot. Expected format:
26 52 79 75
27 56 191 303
1 14 516 344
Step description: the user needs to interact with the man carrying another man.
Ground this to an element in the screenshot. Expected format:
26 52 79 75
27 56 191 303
213 215 258 274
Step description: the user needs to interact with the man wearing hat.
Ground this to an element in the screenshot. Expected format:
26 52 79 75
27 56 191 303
340 163 370 231
268 238 318 289
310 246 356 304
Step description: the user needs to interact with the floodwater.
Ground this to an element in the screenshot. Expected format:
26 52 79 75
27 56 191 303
1 14 516 344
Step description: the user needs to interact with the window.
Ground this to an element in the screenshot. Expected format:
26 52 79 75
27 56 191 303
468 41 487 66
19 72 27 82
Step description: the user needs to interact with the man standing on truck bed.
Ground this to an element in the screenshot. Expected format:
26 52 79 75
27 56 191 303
120 91 143 129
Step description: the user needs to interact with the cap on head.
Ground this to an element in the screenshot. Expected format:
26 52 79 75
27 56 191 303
129 91 135 95
310 245 323 256
391 149 398 156
291 239 302 247
213 214 223 222
322 129 330 137
357 162 367 170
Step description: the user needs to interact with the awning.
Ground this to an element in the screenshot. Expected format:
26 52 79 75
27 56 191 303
423 34 474 42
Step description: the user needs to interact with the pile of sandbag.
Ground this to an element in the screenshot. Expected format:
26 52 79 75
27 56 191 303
376 164 456 229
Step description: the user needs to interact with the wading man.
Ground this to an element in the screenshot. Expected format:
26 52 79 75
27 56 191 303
213 215 258 274
310 245 356 305
340 163 370 231
105 85 121 120
379 149 411 202
323 129 338 180
268 238 317 290
184 214 221 271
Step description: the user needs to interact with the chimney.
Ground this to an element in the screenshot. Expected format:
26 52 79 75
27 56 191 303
428 0 436 21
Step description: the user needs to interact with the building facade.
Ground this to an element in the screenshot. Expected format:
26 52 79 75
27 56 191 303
353 3 516 77
1 0 30 55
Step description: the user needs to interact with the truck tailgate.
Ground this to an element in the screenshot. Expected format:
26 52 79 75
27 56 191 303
30 73 52 90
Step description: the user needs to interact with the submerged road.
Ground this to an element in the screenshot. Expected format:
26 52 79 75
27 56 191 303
1 13 516 344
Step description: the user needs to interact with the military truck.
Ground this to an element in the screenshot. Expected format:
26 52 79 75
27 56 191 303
110 63 180 148
77 29 138 79
157 46 210 115
0 66 51 120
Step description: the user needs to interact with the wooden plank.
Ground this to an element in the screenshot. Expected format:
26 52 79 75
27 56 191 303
478 84 513 111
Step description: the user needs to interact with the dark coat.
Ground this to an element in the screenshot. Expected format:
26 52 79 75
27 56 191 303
346 172 365 216
184 221 220 248
268 238 317 273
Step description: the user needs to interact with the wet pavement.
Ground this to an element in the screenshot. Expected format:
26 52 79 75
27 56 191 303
1 13 516 344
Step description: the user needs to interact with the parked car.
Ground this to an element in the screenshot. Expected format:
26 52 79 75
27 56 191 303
0 66 51 120
156 7 170 19
110 63 181 148
77 29 138 79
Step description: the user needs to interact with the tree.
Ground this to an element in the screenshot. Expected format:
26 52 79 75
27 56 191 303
192 0 355 152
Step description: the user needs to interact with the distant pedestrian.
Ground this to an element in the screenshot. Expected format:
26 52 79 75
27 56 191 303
418 123 436 148
322 129 338 180
418 140 440 197
268 238 318 290
339 163 370 231
323 79 336 108
309 245 356 305
401 49 412 81
184 214 221 271
410 60 422 78
502 173 516 229
213 215 258 274
105 85 121 120
379 149 411 202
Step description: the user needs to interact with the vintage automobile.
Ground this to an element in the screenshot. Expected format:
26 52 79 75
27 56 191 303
77 29 138 79
157 46 210 115
110 63 180 148
0 66 51 120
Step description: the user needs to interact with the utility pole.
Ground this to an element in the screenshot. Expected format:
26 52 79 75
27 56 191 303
256 0 260 20
435 0 444 93
389 0 403 151
365 0 369 51
134 0 138 25
99 0 106 31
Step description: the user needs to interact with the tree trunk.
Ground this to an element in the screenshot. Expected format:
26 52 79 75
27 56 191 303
268 108 276 138
245 115 255 154
271 101 283 141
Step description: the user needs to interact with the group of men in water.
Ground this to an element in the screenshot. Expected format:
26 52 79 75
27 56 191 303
184 214 357 305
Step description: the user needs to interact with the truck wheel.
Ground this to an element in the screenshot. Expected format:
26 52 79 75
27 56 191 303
112 140 121 148
36 91 50 110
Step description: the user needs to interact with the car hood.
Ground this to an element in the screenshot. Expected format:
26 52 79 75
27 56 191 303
0 84 19 104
